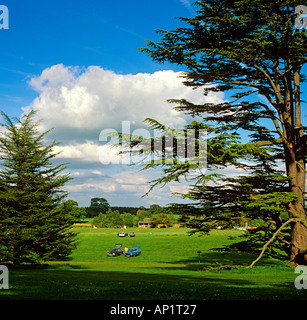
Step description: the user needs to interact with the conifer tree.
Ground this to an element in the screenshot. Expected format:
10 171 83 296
125 0 307 264
0 111 76 264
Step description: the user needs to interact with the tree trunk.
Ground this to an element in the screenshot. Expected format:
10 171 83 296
283 65 307 265
291 215 307 264
286 132 307 264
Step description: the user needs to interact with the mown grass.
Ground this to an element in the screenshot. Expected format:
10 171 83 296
1 227 307 300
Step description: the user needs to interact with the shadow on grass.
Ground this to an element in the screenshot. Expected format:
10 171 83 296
157 249 287 271
1 263 306 300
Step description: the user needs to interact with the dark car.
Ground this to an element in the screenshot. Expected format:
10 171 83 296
124 246 141 257
107 244 123 256
129 232 135 237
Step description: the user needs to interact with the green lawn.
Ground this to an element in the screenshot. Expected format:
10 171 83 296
1 227 307 300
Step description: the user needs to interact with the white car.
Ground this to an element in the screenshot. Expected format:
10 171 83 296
117 232 128 237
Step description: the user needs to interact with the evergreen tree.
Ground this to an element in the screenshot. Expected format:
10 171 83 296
124 0 307 264
0 111 76 264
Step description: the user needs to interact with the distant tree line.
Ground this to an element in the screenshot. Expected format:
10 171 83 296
84 197 177 228
73 196 276 231
92 209 138 228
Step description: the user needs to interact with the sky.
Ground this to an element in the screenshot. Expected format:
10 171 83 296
0 0 212 208
0 1 306 208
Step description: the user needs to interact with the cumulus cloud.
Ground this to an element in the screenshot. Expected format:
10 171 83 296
24 64 225 206
64 166 166 206
53 141 100 163
25 64 223 140
25 64 224 165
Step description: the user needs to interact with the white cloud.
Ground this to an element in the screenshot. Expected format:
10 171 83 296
25 64 223 140
113 170 148 186
92 170 103 176
179 0 191 7
53 141 100 162
169 184 191 195
25 64 225 166
65 181 117 194
178 0 195 14
24 64 225 207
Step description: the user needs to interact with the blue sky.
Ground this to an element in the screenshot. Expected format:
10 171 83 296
0 0 203 208
0 1 306 208
0 0 195 115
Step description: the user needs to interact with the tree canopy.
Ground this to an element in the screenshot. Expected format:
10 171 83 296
0 111 76 264
121 0 307 265
86 197 110 217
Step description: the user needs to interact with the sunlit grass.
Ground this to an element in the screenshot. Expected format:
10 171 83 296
1 227 307 300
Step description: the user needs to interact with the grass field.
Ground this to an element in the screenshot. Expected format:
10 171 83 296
1 227 307 300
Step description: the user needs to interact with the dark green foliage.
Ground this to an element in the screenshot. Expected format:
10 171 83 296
59 200 87 222
0 111 76 264
85 197 110 217
150 212 175 226
110 206 140 215
91 208 138 228
222 226 292 260
121 0 307 262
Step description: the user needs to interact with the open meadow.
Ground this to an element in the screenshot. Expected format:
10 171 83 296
1 227 307 300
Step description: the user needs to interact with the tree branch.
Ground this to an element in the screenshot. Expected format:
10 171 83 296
254 137 283 147
247 218 303 268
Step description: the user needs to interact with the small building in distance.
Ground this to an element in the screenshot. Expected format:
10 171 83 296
138 217 153 228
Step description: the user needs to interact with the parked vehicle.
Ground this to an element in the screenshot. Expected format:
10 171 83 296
107 244 123 256
117 232 128 237
129 232 135 237
124 246 141 257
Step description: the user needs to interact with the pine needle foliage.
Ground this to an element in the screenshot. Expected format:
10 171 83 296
120 0 307 263
0 111 76 264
